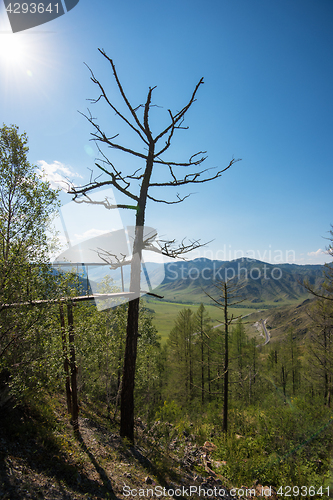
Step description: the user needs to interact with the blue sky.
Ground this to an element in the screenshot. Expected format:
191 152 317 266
0 0 332 265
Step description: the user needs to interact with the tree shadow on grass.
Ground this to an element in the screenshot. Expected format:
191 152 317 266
75 428 119 499
0 403 121 499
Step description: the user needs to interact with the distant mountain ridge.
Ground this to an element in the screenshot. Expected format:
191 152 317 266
51 257 325 306
153 257 324 304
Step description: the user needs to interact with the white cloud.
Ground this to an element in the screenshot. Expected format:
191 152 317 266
307 248 324 257
37 160 82 191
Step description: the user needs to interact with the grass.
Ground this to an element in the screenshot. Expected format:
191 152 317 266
146 298 258 343
0 392 220 499
154 281 311 308
146 291 309 343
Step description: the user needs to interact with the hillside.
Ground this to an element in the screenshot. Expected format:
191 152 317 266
144 258 325 342
52 258 324 309
153 258 324 306
245 297 316 343
0 394 278 500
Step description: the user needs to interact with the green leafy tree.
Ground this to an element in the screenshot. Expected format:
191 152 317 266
134 303 161 418
0 124 59 380
73 276 126 412
72 294 161 422
166 308 196 404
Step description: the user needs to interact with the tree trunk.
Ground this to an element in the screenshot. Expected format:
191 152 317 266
223 283 229 433
59 304 72 414
281 365 287 401
208 342 211 400
189 328 193 401
120 145 154 441
67 302 79 436
201 335 204 405
120 296 139 440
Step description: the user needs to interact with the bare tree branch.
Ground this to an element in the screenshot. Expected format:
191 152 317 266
153 152 208 167
94 143 143 191
143 86 156 142
95 248 128 268
302 279 333 302
149 237 212 260
79 108 148 161
98 49 149 140
147 192 192 204
150 158 239 187
84 58 149 145
154 77 204 144
154 112 187 157
68 191 138 211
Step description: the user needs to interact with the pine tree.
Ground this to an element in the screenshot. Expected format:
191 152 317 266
167 308 195 404
194 303 212 404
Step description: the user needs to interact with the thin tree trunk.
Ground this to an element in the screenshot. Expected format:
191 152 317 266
223 283 229 433
281 365 286 401
120 139 155 441
253 340 256 385
67 302 79 435
201 335 204 404
208 342 211 400
120 297 139 440
189 328 193 401
59 303 72 414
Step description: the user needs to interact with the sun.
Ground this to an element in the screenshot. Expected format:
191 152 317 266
0 33 28 66
0 30 60 97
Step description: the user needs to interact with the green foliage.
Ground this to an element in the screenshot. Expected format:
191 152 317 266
0 124 63 398
74 300 127 405
223 398 333 486
155 400 183 423
166 308 196 404
62 290 162 423
135 304 162 418
0 131 331 491
0 124 59 304
305 298 333 405
156 300 333 488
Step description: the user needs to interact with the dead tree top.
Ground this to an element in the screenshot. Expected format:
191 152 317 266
68 49 240 209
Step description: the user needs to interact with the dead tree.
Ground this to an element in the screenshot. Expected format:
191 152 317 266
69 49 239 442
205 279 245 432
303 224 333 301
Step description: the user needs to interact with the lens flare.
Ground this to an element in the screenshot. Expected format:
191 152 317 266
0 34 27 66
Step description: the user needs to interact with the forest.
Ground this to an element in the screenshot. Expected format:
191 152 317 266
0 122 332 499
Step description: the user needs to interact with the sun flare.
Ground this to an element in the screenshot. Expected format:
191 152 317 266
0 34 28 66
0 31 59 98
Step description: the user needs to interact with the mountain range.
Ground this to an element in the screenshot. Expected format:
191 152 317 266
56 257 326 308
152 258 325 305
